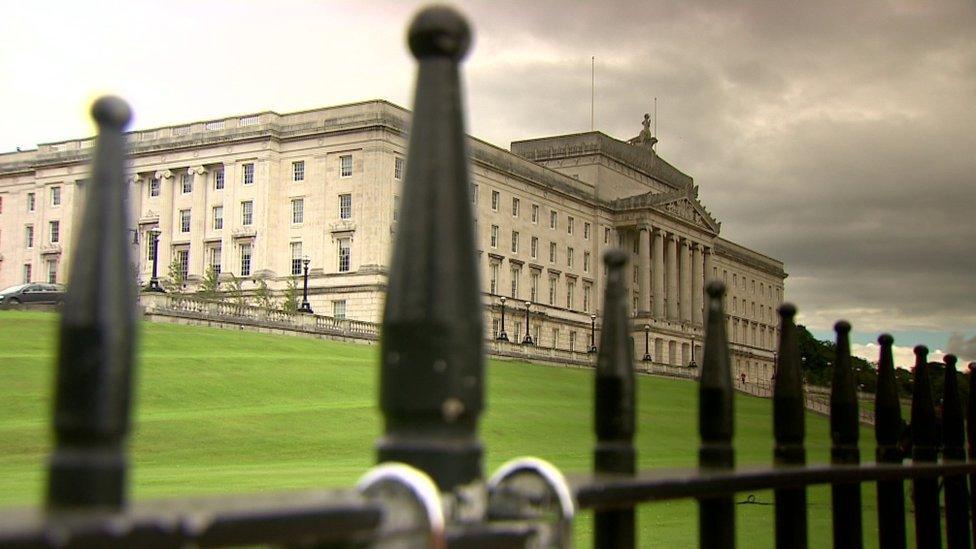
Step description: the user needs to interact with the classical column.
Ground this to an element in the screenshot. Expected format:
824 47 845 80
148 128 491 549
692 242 703 325
703 245 713 323
637 226 651 315
679 238 692 321
154 169 174 276
652 228 665 318
666 233 679 320
187 166 208 278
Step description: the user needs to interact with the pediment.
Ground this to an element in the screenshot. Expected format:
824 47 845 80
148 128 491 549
610 186 721 233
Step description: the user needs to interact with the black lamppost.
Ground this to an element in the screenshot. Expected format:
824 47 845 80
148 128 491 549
522 301 534 345
688 340 698 369
497 296 508 341
588 314 598 353
299 257 313 313
642 324 652 361
146 227 164 292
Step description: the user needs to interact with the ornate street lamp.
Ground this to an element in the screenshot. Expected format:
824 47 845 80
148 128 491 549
299 257 313 313
146 227 164 292
688 340 698 369
522 301 534 345
642 324 652 362
497 296 508 341
588 313 598 353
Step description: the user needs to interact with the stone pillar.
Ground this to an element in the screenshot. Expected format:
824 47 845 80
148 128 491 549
155 169 174 277
692 242 703 325
703 245 713 322
679 238 692 321
637 225 651 315
652 228 665 318
187 165 208 278
666 233 679 320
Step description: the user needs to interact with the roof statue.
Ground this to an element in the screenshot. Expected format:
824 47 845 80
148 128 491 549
628 113 658 151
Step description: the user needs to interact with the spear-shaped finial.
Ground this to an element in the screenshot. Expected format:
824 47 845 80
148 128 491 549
829 321 862 549
910 345 941 548
48 96 137 511
773 303 807 548
940 354 972 549
873 334 907 549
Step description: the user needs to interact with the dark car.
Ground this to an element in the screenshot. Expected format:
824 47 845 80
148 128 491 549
0 283 66 309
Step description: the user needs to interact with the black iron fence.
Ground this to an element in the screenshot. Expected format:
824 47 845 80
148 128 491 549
1 6 974 548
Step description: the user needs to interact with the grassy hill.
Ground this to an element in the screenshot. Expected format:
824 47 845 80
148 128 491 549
0 311 902 547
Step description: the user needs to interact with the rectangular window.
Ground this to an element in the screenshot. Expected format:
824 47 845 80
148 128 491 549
567 247 574 268
214 168 224 190
146 231 156 262
340 154 353 177
548 276 557 305
471 183 478 204
583 251 590 272
530 272 539 302
339 193 352 219
290 242 303 276
568 216 574 235
549 210 557 229
241 201 253 226
530 236 538 259
511 231 519 254
149 178 160 197
213 206 223 230
240 243 252 276
51 186 61 207
394 157 405 180
176 249 189 280
210 245 222 274
512 197 520 217
490 225 498 248
293 160 305 182
491 190 500 211
552 328 559 348
531 204 539 223
23 263 31 284
584 222 591 239
583 284 591 312
27 192 35 212
242 163 254 185
25 225 33 248
604 227 610 244
567 281 575 310
569 332 576 352
292 198 304 224
49 221 59 244
46 259 57 284
490 263 499 294
510 268 519 298
549 242 556 263
333 300 347 319
338 238 351 272
181 173 192 193
393 195 400 222
180 209 191 233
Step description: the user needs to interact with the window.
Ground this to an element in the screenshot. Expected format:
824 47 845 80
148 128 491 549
340 155 353 177
567 247 574 268
490 225 498 248
549 242 556 263
23 263 31 284
584 222 591 239
568 216 574 235
510 268 519 298
242 163 254 185
512 197 520 217
333 300 347 319
290 242 303 275
49 221 59 244
490 263 499 294
27 193 35 212
241 201 253 226
583 284 592 312
209 245 222 274
583 251 590 272
549 210 557 229
149 178 160 197
491 190 500 211
25 225 33 248
393 195 400 222
46 259 57 284
531 204 539 223
181 173 192 193
471 183 478 204
214 168 224 190
180 209 191 233
511 231 519 254
50 186 61 207
394 157 405 180
567 281 575 309
292 198 304 224
293 160 305 182
530 236 538 259
604 227 610 244
146 231 156 262
569 331 577 352
239 243 252 276
548 276 557 305
176 249 189 280
339 194 352 219
551 328 559 348
338 238 351 272
530 272 539 302
213 206 223 230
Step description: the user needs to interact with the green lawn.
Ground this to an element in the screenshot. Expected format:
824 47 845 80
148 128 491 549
0 311 904 547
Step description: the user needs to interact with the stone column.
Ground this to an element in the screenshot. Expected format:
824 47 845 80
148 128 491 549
188 166 208 278
703 245 713 322
652 228 665 318
666 233 679 320
637 225 651 315
679 238 692 321
692 242 703 325
155 169 174 276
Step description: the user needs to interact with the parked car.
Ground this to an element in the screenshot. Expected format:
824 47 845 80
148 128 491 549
0 283 66 309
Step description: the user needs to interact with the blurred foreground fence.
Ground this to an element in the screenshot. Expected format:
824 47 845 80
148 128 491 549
2 6 975 549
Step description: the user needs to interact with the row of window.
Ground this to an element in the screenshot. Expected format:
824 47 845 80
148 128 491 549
488 227 593 272
155 238 353 279
483 189 593 238
490 321 585 353
17 260 58 284
0 187 62 216
175 194 355 234
20 221 59 248
488 264 593 312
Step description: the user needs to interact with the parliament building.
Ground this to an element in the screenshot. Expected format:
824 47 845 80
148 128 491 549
0 100 786 382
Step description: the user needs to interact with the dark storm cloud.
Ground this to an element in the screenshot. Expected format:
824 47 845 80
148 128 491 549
455 0 976 333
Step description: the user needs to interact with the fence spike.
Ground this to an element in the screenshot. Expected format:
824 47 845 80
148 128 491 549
698 280 734 549
377 5 484 500
911 345 942 549
941 354 971 549
830 320 862 548
593 249 635 549
773 303 806 549
47 96 137 511
968 362 976 546
874 333 907 549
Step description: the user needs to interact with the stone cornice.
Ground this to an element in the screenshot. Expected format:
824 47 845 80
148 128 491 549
714 238 787 280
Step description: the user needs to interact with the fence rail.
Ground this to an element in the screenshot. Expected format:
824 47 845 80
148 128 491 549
2 6 974 549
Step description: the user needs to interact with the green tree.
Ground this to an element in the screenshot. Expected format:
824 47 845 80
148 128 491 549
163 258 185 294
254 278 276 310
198 265 221 300
282 277 299 313
225 274 247 307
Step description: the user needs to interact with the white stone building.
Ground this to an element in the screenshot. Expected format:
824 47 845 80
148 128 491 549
0 100 786 382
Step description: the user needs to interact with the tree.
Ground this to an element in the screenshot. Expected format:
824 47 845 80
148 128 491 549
282 277 299 313
254 278 276 310
163 258 185 294
225 274 247 307
198 265 221 300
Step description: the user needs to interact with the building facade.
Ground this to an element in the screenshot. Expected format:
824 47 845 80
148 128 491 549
0 100 786 382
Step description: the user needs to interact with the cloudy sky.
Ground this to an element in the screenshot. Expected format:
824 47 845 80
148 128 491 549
2 0 974 366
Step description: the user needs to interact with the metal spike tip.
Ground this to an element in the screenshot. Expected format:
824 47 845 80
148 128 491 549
914 345 929 359
603 248 627 268
878 333 894 346
705 280 725 298
408 6 472 60
945 354 957 367
778 303 797 319
834 320 851 334
90 96 132 129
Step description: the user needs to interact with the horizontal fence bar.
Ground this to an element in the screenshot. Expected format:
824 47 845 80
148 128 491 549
572 461 976 510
